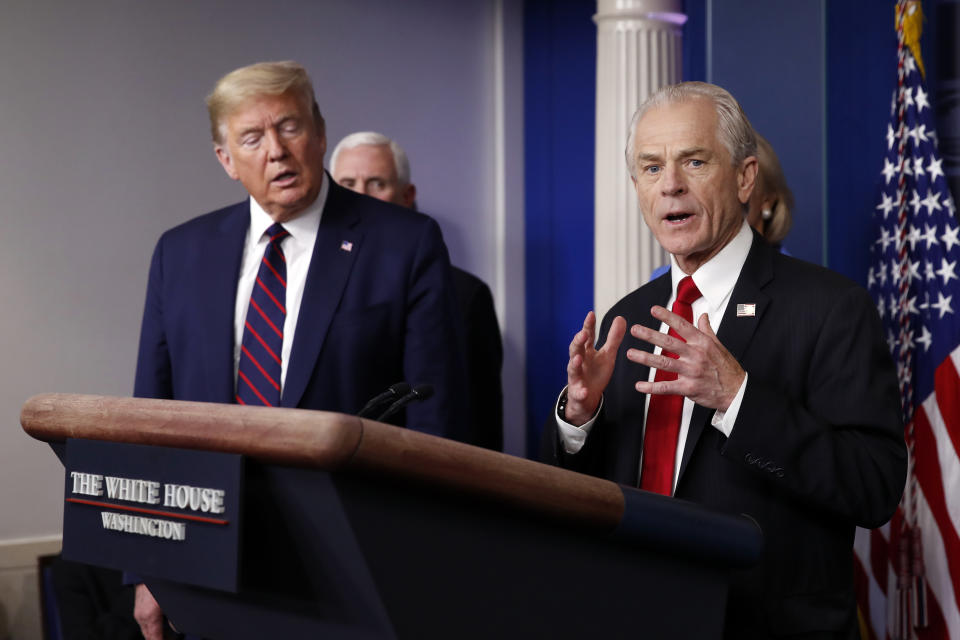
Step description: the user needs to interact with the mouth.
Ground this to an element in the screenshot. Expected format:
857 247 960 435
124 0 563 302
271 171 299 186
664 212 694 224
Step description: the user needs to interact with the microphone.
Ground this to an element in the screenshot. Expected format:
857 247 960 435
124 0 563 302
357 382 411 418
376 384 435 422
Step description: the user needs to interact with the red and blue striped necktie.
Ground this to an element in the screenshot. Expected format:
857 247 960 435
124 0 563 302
236 223 288 406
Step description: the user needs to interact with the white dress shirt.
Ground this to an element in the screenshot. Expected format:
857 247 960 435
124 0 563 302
557 219 754 492
232 176 328 391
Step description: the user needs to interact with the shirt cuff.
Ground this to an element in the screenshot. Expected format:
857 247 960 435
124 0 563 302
555 387 603 454
710 372 748 438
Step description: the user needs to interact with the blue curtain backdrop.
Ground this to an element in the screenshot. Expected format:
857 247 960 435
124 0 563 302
523 0 596 457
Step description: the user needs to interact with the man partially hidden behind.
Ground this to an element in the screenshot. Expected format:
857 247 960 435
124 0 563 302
542 82 906 638
331 131 504 451
132 61 468 639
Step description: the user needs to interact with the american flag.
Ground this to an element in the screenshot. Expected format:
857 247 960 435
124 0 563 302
860 2 960 639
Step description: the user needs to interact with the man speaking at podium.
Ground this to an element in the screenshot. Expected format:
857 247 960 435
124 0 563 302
131 60 467 639
543 82 906 638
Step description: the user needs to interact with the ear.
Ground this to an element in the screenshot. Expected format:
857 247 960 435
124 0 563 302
737 156 758 205
214 144 239 181
400 183 417 209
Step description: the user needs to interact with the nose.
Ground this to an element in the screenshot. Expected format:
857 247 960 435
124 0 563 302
264 129 288 161
660 162 686 196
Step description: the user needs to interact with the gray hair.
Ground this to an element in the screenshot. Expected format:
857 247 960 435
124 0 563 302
625 81 757 179
206 60 324 145
329 131 411 186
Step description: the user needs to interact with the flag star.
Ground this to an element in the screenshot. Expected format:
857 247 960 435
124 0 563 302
902 157 913 176
910 190 922 215
878 262 888 286
915 86 929 112
922 189 943 215
932 291 954 318
902 328 915 350
887 124 896 150
881 158 897 184
907 225 922 250
878 226 895 251
936 257 957 285
910 124 929 146
922 224 940 249
927 155 945 181
890 260 901 286
867 266 876 289
905 294 919 314
904 53 917 75
906 260 921 284
888 293 898 317
915 325 932 352
903 86 914 108
943 225 960 253
913 156 925 177
877 298 886 319
925 261 936 281
886 328 896 350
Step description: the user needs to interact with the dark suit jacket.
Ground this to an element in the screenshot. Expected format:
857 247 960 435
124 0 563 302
451 266 503 450
134 178 469 440
543 232 906 638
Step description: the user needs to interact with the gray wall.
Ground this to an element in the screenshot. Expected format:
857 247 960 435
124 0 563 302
0 0 522 541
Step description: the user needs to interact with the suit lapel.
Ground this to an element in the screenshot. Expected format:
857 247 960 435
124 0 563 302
282 181 363 408
615 274 671 485
676 232 773 483
198 202 249 403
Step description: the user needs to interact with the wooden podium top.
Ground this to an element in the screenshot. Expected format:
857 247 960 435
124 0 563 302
21 393 624 533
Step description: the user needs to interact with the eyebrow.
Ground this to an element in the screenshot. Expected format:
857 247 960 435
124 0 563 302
636 146 713 165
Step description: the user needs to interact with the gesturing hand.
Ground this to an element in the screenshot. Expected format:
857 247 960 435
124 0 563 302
627 306 744 410
564 311 626 426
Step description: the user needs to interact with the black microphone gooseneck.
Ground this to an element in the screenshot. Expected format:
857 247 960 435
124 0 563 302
357 382 411 418
376 384 435 422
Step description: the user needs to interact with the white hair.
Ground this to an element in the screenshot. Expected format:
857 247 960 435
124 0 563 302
329 131 411 185
625 81 757 179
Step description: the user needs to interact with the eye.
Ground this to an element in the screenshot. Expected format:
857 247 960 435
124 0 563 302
240 134 261 148
688 159 704 168
644 165 661 175
370 179 385 190
280 120 301 136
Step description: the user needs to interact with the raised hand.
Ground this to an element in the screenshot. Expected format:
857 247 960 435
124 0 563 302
564 311 626 425
627 306 744 410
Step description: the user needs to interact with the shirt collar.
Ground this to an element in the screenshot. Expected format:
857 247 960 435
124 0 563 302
669 218 753 309
248 172 328 243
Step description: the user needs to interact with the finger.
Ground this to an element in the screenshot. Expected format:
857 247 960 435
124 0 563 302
625 348 683 375
568 327 587 358
601 316 627 354
697 313 719 341
630 323 687 355
566 352 583 379
650 305 702 342
635 378 683 396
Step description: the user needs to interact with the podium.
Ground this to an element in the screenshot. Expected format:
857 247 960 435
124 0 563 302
22 393 761 639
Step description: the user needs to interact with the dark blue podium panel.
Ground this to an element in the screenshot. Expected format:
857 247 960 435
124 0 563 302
62 438 243 592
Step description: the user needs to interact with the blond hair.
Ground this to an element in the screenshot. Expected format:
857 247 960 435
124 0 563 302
206 61 324 144
754 133 794 245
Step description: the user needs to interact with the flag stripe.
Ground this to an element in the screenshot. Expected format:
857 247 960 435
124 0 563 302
915 486 960 639
912 404 960 617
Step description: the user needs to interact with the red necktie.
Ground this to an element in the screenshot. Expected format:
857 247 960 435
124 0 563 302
236 223 288 406
639 275 702 495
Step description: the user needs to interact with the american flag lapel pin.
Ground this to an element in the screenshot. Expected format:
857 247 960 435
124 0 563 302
340 240 353 252
736 303 756 317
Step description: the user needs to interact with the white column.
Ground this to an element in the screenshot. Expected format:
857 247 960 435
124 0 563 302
594 0 686 318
